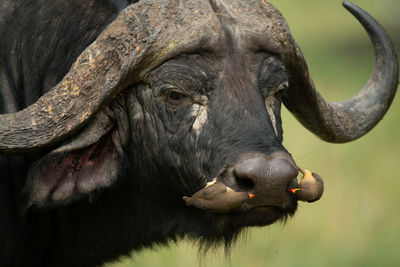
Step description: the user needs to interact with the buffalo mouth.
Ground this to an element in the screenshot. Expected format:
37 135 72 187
183 179 299 228
231 186 299 227
217 203 298 230
183 152 301 225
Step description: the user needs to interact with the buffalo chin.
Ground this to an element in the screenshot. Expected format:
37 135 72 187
225 204 297 228
189 205 297 253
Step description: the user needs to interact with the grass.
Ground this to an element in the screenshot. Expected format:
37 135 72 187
106 1 400 266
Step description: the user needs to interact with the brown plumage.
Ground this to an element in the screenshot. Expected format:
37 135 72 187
183 181 253 213
291 168 324 203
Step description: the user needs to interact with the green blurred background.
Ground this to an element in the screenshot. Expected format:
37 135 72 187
107 0 400 266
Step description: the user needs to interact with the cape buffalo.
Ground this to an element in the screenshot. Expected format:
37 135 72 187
0 0 398 266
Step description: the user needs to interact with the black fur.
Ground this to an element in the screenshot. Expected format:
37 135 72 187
0 1 297 266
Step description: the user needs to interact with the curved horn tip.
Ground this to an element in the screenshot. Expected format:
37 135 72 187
285 0 398 143
342 1 353 9
342 1 367 18
342 1 362 12
342 1 374 18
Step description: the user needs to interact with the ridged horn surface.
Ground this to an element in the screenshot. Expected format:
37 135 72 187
283 1 399 143
0 1 221 154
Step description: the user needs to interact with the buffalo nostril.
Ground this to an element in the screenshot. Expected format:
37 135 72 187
235 177 255 193
233 157 266 180
233 155 299 195
233 156 267 193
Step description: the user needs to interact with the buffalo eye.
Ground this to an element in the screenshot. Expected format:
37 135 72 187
164 90 191 107
259 55 288 100
273 81 289 101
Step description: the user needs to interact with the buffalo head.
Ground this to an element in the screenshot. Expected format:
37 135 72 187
0 0 397 246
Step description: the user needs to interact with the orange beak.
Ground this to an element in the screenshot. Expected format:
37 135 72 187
289 188 301 194
249 193 255 199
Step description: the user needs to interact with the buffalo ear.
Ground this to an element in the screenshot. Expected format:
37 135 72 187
25 102 129 208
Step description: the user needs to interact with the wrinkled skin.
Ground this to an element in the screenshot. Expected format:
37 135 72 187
133 50 298 221
1 46 297 266
0 1 298 266
0 0 397 267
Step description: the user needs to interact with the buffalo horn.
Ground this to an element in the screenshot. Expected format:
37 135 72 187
0 1 219 153
283 1 399 143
